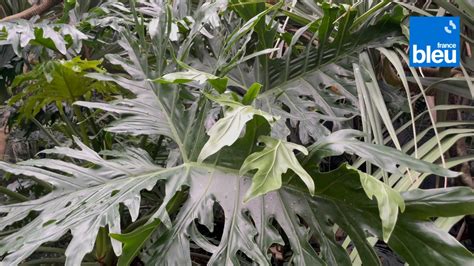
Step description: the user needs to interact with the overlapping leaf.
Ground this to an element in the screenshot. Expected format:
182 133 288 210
0 138 178 265
253 4 404 143
198 95 276 162
137 164 473 265
0 19 87 55
74 33 201 162
1 1 473 266
9 57 118 123
308 129 459 177
257 64 358 141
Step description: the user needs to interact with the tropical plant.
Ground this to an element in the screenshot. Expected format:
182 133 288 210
0 0 473 265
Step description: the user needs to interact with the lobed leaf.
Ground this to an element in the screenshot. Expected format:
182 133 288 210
240 136 315 201
198 96 276 162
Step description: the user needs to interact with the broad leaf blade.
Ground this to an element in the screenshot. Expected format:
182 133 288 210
0 139 182 265
308 129 459 177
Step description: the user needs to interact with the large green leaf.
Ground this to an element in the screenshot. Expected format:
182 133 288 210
1 1 473 266
75 33 206 162
251 3 404 143
384 187 474 265
0 140 471 265
402 187 474 219
139 164 473 265
74 82 173 138
257 64 358 142
9 57 117 123
307 129 459 177
308 166 473 266
0 138 181 265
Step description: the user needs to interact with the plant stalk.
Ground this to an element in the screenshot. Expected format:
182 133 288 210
0 186 28 202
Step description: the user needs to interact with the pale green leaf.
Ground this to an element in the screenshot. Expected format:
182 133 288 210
156 67 228 93
242 82 262 105
240 136 315 201
198 103 276 162
352 166 405 242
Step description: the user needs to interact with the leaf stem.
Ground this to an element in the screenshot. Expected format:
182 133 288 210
0 185 28 202
73 106 92 147
19 257 66 265
32 118 62 147
36 246 66 254
350 0 390 31
57 103 81 138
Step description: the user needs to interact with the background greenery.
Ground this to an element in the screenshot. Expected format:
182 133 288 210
0 0 473 265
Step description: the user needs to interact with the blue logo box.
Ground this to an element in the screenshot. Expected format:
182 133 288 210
409 16 460 67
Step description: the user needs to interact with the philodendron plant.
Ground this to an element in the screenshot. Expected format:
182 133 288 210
0 0 473 265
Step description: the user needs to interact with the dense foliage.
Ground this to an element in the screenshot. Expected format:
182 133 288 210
0 0 473 265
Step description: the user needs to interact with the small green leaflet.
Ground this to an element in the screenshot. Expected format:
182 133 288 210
110 219 161 266
242 83 262 105
240 136 315 202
